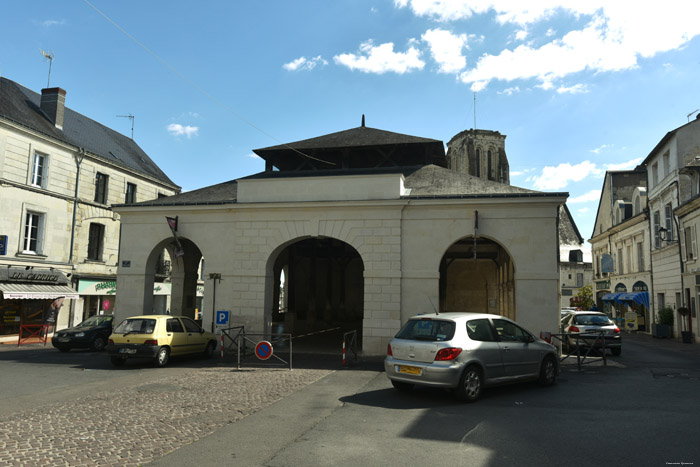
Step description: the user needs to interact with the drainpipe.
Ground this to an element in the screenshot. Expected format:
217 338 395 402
68 148 85 326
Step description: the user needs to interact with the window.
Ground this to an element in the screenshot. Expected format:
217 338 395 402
23 211 44 254
576 273 583 287
637 242 645 271
94 172 108 204
157 192 168 199
125 182 137 204
618 248 624 274
664 204 674 241
663 151 670 178
30 152 47 188
685 227 694 260
657 293 665 311
652 162 659 187
166 318 184 333
475 149 481 178
492 319 531 342
626 245 632 273
466 319 496 342
487 150 493 180
87 223 105 260
181 317 202 333
654 211 661 248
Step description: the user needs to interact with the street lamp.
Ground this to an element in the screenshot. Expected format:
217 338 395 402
658 227 676 242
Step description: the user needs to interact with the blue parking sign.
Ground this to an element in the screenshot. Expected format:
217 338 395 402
216 310 229 325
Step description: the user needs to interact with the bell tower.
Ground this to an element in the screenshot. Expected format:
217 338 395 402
446 129 510 185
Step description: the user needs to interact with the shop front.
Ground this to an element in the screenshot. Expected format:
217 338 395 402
0 268 79 339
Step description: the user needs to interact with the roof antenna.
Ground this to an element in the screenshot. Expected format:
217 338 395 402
473 92 477 130
40 50 54 88
361 114 365 127
688 109 700 122
428 295 439 315
117 114 135 139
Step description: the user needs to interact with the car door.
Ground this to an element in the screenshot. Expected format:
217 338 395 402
166 318 187 355
465 318 506 383
181 317 207 354
492 319 540 378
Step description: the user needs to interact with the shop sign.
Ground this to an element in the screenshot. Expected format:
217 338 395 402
624 310 638 331
3 268 61 283
633 281 648 292
615 283 627 293
0 235 7 255
78 280 203 297
596 280 610 290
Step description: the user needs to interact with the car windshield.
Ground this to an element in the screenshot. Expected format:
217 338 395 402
574 314 613 326
113 318 156 335
395 318 455 341
77 315 113 328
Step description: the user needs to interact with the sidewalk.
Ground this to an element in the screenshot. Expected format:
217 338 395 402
623 331 700 356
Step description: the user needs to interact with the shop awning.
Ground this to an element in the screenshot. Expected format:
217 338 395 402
616 291 650 308
601 293 622 303
0 283 79 300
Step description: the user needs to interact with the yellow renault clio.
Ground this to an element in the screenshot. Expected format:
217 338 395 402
106 315 218 367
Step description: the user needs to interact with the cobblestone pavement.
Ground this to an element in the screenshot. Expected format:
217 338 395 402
0 364 334 466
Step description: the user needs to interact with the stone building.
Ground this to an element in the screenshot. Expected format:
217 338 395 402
446 129 510 184
0 77 179 340
559 204 593 309
114 121 566 354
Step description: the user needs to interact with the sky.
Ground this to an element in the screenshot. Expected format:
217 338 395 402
2 1 700 247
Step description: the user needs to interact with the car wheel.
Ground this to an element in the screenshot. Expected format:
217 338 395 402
56 346 70 353
456 365 483 402
203 341 216 358
154 347 170 367
91 335 107 351
391 380 414 392
110 356 127 367
611 347 622 356
538 355 557 386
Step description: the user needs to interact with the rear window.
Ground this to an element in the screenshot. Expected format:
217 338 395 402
395 318 455 342
573 314 613 325
113 318 156 335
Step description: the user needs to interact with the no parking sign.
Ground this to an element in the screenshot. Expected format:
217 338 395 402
255 341 273 360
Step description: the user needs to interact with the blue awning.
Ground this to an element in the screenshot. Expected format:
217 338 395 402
601 293 622 303
616 291 650 308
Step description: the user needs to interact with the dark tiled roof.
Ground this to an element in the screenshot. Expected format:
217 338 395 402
121 179 237 207
0 77 178 188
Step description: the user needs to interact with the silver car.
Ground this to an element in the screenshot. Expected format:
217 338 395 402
561 311 621 356
384 313 559 402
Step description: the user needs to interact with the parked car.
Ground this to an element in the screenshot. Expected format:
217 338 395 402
106 315 217 367
51 315 114 352
561 311 621 355
384 313 559 402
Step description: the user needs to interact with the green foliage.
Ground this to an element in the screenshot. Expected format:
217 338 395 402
571 284 595 310
658 307 674 326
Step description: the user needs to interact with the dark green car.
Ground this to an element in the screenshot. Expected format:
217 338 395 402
52 315 114 352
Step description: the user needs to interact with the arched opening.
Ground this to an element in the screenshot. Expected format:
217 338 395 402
146 237 204 321
439 236 515 319
269 237 364 351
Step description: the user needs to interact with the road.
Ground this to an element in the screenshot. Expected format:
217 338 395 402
1 334 699 466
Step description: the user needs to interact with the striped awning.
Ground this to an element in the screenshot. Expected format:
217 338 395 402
601 293 622 303
0 283 79 300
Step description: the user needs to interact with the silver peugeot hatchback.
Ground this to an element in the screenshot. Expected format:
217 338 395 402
384 312 558 402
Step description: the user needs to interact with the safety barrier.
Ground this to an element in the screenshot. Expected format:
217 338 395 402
219 325 293 370
342 330 358 366
547 330 608 369
18 324 51 347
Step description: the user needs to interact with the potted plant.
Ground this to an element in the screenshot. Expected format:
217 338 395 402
678 307 693 344
653 307 674 338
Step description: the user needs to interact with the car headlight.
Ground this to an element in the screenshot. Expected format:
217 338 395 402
74 332 85 337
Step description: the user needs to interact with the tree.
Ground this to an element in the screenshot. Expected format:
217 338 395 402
570 284 595 310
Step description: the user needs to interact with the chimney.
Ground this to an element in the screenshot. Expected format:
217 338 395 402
40 87 66 130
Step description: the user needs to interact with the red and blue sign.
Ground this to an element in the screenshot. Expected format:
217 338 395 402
255 341 273 360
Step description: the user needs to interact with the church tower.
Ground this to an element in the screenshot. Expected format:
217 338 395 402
446 129 510 185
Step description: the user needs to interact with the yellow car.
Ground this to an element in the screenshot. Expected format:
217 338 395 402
106 315 218 367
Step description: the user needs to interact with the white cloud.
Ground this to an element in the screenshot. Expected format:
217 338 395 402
167 123 199 139
568 190 602 203
557 83 588 94
604 157 643 171
422 28 468 73
577 207 590 214
497 86 520 96
283 55 328 71
589 144 610 154
42 19 65 27
514 29 528 41
530 160 602 190
247 153 261 159
394 2 700 91
334 40 424 74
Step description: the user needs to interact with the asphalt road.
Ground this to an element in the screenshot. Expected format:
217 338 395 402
1 334 699 466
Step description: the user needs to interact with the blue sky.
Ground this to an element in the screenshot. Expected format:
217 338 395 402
2 1 700 245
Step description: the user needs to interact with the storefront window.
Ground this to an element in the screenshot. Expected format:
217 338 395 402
0 300 21 335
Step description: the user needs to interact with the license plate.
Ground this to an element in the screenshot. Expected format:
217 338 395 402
397 365 422 375
120 348 137 354
58 338 70 342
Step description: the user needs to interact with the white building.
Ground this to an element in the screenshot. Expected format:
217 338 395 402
114 122 567 355
0 77 179 341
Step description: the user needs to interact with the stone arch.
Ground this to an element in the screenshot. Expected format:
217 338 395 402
438 234 516 320
264 235 365 349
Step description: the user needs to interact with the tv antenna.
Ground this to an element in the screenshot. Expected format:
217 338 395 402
117 114 135 139
40 50 54 88
688 109 700 122
473 92 477 130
